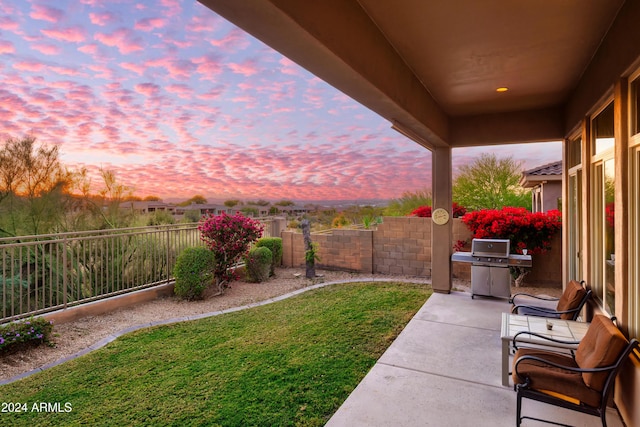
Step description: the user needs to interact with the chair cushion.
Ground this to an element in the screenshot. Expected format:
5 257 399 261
556 280 587 320
575 315 628 391
513 348 602 407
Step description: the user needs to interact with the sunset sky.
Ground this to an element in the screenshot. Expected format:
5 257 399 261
0 0 561 203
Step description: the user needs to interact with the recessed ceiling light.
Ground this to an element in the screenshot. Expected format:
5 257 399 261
496 87 509 92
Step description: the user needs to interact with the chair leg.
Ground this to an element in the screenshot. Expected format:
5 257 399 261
516 389 523 427
601 410 607 427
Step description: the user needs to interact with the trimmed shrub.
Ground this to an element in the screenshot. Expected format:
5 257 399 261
198 212 264 288
244 246 272 283
256 237 283 276
173 247 216 300
0 317 54 353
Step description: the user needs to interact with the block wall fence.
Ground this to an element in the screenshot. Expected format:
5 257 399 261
280 217 562 287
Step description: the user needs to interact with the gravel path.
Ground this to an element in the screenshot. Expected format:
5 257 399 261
0 267 560 384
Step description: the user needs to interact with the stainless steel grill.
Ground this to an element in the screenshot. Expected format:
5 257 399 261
451 238 532 299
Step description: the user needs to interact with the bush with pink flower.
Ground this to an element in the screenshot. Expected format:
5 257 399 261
198 212 264 291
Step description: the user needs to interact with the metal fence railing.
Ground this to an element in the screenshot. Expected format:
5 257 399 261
1 218 277 324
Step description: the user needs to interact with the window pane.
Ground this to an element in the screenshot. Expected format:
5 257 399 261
631 148 640 337
568 137 581 168
591 163 604 305
632 78 640 136
603 159 615 314
568 171 582 280
592 103 615 155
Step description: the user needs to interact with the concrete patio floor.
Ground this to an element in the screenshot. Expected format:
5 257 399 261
326 291 624 427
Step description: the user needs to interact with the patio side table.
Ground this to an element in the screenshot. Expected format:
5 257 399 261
500 313 590 387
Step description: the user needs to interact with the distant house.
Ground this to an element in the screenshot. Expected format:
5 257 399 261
120 201 176 215
120 201 307 221
276 205 309 216
520 161 562 213
174 204 238 219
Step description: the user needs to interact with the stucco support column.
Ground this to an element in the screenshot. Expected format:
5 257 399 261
431 146 453 293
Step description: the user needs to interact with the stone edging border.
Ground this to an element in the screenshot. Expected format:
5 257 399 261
1 278 431 386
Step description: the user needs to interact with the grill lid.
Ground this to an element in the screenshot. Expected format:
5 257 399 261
471 239 510 258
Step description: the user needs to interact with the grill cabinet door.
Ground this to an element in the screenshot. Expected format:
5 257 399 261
490 267 511 298
471 265 511 298
471 265 492 296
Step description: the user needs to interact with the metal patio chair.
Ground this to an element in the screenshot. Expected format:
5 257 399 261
510 279 591 321
512 314 638 427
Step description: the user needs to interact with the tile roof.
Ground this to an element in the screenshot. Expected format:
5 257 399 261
523 160 562 176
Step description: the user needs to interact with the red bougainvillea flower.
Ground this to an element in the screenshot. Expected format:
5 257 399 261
409 203 468 218
605 202 615 228
461 207 561 254
451 202 467 218
410 206 433 217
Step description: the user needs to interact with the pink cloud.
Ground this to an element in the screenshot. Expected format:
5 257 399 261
135 17 166 31
41 26 86 43
189 13 221 33
0 40 14 54
94 28 143 54
89 11 118 26
0 2 18 14
303 87 325 109
78 43 99 55
166 59 196 80
165 84 194 99
67 84 95 103
164 38 192 49
228 59 259 76
29 91 56 106
146 56 196 80
209 27 250 51
160 0 182 17
13 60 45 72
44 80 73 90
134 83 161 97
268 80 296 102
192 54 223 76
30 5 64 23
49 65 83 76
197 87 224 100
87 63 115 80
0 16 19 31
231 95 258 108
76 121 99 137
31 42 62 55
279 57 301 76
120 62 145 75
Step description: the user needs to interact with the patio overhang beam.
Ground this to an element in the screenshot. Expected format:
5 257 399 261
450 107 565 147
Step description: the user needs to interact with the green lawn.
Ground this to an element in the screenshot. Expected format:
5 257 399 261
0 282 431 427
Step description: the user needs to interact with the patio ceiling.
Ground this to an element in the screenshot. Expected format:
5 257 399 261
198 0 627 149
